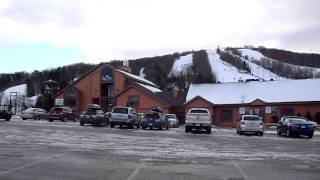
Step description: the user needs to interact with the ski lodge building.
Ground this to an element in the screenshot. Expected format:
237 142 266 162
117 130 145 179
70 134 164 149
53 63 186 119
185 79 320 127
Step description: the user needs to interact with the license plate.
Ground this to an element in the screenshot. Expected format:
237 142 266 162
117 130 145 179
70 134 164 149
195 123 200 126
149 123 153 126
301 125 306 128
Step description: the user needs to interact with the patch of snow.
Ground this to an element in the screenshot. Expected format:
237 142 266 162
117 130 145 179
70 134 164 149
137 83 162 93
186 78 320 104
169 54 193 77
139 67 146 78
239 49 265 61
116 69 156 87
207 50 257 82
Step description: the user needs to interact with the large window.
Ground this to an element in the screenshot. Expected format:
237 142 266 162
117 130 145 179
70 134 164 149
221 110 233 122
128 96 139 108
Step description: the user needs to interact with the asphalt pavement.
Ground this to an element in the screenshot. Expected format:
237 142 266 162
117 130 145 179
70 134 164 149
0 118 320 180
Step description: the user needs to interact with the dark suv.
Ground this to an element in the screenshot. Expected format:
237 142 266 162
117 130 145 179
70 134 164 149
141 112 169 130
80 104 108 126
48 106 77 122
0 109 12 121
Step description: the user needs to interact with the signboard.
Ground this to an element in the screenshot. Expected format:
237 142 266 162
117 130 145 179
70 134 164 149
101 67 113 83
239 107 245 114
265 106 272 114
55 98 64 106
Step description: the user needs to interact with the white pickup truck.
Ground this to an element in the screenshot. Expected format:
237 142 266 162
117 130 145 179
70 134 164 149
185 108 212 134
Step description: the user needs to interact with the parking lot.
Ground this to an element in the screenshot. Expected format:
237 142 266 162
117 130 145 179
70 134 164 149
0 117 320 180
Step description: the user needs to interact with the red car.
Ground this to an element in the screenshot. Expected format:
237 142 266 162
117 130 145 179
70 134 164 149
48 106 77 122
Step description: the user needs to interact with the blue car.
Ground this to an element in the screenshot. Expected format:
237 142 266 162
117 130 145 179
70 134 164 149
277 116 314 138
141 112 169 130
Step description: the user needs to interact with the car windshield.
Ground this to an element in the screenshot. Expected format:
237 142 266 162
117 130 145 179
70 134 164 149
165 115 176 119
145 113 160 118
243 116 260 121
112 108 128 114
288 118 308 124
83 108 100 115
190 109 208 114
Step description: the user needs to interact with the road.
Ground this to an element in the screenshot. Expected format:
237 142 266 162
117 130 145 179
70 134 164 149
0 118 320 180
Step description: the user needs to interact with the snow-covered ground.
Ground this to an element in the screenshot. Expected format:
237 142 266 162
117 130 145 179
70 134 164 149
206 50 257 82
239 48 320 77
0 84 38 113
168 54 193 77
3 118 320 162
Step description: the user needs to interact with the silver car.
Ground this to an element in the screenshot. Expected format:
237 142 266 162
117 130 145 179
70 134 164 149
165 114 179 128
21 108 48 120
237 115 264 136
110 106 140 129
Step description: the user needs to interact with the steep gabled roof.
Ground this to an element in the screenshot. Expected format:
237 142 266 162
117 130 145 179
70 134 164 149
186 79 320 105
115 83 187 108
53 63 157 98
115 69 157 87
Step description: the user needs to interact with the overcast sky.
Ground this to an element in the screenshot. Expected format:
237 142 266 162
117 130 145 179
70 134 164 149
0 0 319 73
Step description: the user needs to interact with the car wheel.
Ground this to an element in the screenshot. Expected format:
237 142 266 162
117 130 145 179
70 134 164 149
286 129 291 137
159 125 163 131
6 118 10 121
22 118 27 120
207 128 211 134
62 117 67 122
110 123 114 128
259 132 263 136
166 124 169 130
49 119 53 122
136 123 140 129
239 130 243 135
185 126 189 133
308 134 313 139
277 128 281 136
80 122 84 126
150 126 153 130
142 126 146 130
73 117 77 122
120 124 123 128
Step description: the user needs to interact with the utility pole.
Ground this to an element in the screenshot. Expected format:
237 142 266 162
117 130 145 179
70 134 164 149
9 92 17 115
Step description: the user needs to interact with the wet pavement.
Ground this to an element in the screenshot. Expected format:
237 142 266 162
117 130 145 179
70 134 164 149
0 118 320 180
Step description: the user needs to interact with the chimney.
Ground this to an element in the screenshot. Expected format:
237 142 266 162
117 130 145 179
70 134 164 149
172 86 179 98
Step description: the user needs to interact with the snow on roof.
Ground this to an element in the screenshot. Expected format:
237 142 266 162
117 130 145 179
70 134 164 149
169 53 193 77
115 69 156 86
186 79 320 105
137 83 162 93
238 49 265 61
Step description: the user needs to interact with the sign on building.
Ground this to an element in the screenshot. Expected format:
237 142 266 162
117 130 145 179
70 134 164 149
101 67 113 83
55 98 64 106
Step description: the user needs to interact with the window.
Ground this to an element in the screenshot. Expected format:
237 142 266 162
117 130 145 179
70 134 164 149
221 110 233 122
112 108 128 114
64 94 76 107
281 108 294 116
128 96 139 108
190 109 209 114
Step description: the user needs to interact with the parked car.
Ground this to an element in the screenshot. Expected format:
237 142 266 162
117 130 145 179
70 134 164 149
237 115 264 136
80 104 108 126
48 106 77 122
0 109 12 121
21 108 48 120
141 112 169 130
185 108 212 134
277 116 314 138
165 114 179 128
110 106 140 129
